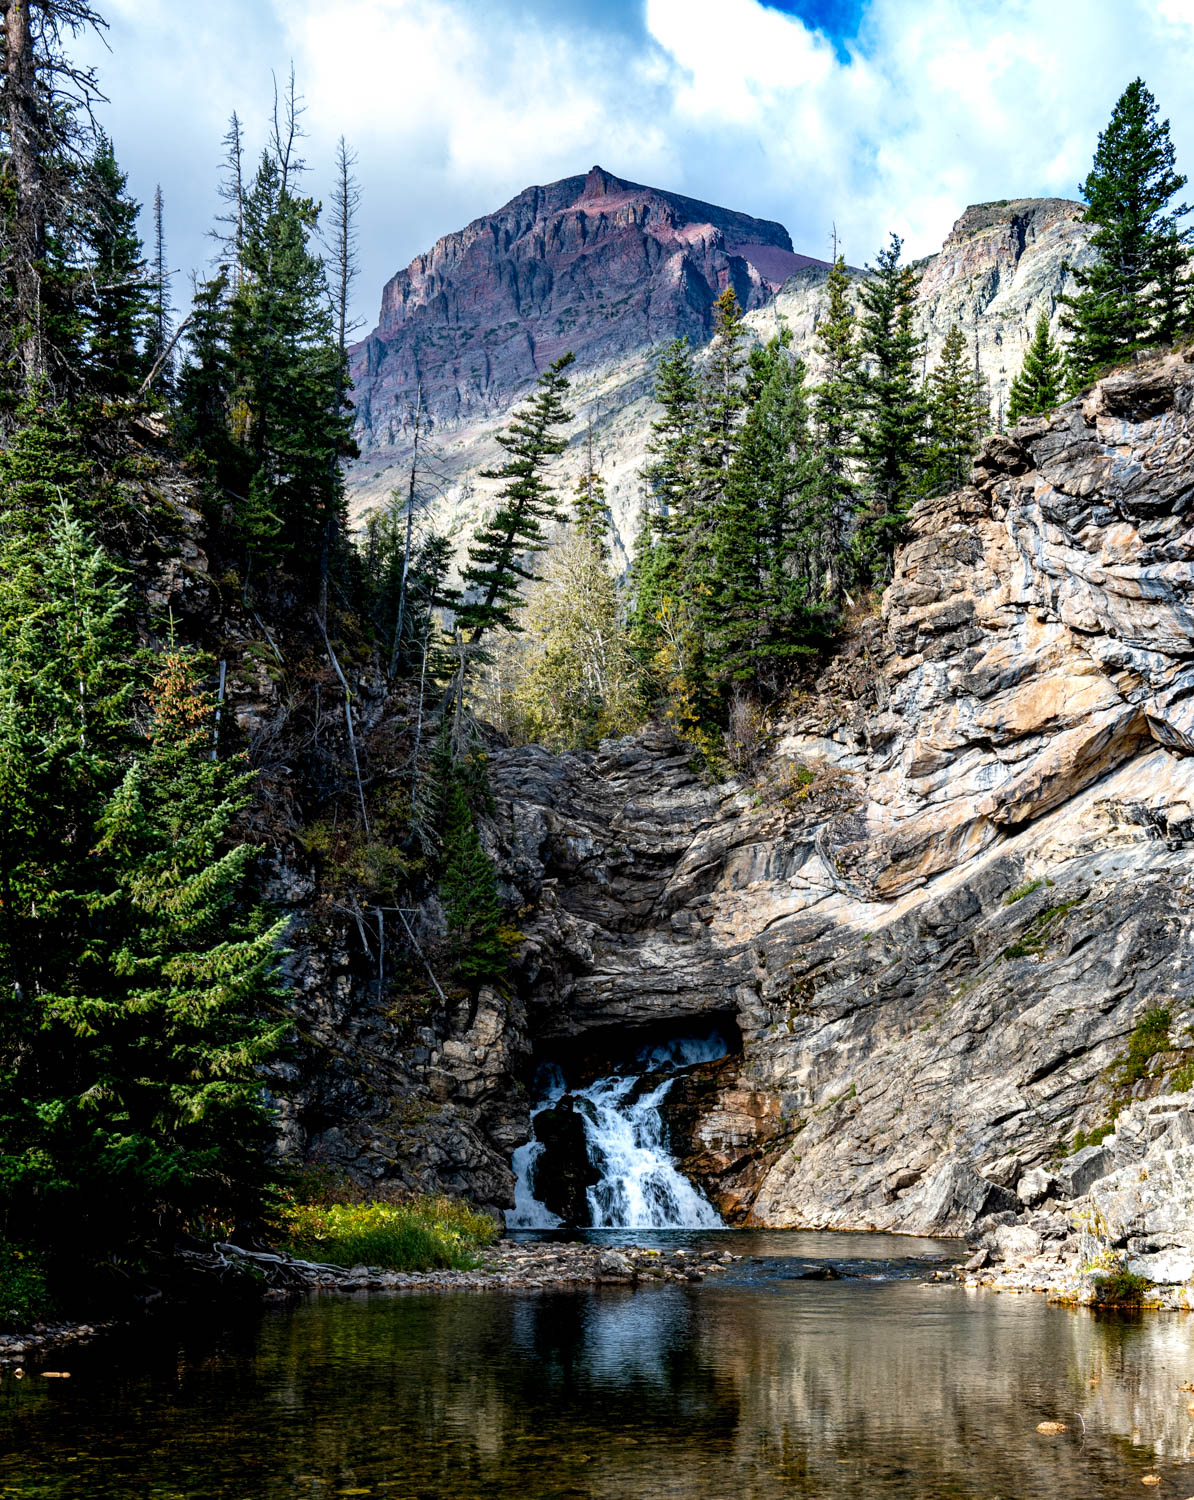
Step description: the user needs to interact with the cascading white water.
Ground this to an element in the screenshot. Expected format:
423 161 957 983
506 1033 728 1230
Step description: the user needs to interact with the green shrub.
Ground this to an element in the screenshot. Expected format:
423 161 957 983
1003 898 1084 958
1003 877 1044 905
1112 1006 1172 1087
1094 1265 1150 1305
1170 1058 1194 1092
0 1241 53 1330
281 1196 499 1272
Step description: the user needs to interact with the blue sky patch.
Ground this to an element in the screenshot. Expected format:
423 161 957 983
759 0 864 59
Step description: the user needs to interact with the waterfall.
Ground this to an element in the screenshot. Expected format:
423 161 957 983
507 1032 728 1230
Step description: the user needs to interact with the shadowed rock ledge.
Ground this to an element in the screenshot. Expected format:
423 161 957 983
489 349 1194 1237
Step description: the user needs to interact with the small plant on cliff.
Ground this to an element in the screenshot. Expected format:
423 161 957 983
1111 1005 1172 1087
1093 1261 1150 1306
1007 313 1065 425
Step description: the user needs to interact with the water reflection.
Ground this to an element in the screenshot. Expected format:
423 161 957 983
2 1241 1193 1498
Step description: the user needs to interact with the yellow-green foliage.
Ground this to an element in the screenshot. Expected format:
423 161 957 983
281 1195 498 1272
478 530 643 752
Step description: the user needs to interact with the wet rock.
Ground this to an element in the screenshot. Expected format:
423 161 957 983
596 1250 635 1279
528 1096 600 1226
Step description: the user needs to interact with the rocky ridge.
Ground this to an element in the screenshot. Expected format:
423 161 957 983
482 350 1194 1246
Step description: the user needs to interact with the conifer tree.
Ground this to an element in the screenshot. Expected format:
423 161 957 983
925 324 989 495
0 385 94 536
456 353 575 645
81 135 151 397
813 252 861 577
1007 312 1065 425
855 233 926 580
1062 78 1192 381
627 339 701 665
573 416 610 554
0 504 285 1258
145 183 174 393
0 0 108 392
707 334 834 690
439 775 509 988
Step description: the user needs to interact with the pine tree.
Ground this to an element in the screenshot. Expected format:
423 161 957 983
439 775 509 989
707 334 834 690
1061 78 1192 382
456 353 575 645
854 234 926 581
0 386 95 537
81 135 152 397
1007 312 1065 425
573 415 610 554
925 324 989 495
229 153 352 573
144 183 174 395
813 252 861 583
0 0 107 392
627 339 701 665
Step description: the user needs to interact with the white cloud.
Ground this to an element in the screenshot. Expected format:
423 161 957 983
75 0 1194 330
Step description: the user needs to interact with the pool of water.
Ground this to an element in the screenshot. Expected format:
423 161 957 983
3 1231 1193 1498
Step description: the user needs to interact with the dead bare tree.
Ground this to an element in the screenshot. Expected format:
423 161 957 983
0 0 108 391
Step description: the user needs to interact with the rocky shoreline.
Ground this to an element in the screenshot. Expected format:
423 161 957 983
0 1243 743 1367
266 1239 742 1294
951 1092 1194 1310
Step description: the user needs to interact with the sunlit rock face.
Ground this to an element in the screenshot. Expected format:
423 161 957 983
487 352 1194 1234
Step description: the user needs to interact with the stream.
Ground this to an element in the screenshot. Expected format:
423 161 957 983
509 1030 730 1230
3 1239 1194 1498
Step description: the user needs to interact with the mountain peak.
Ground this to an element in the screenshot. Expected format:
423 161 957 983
351 169 822 447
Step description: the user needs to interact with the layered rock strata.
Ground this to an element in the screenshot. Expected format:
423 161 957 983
487 351 1194 1235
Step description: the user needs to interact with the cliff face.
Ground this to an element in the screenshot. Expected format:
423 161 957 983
753 197 1094 424
483 352 1194 1235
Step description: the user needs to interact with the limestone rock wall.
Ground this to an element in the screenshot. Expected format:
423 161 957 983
489 351 1194 1235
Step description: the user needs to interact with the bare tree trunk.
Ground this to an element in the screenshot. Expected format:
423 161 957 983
313 611 370 833
390 387 422 676
4 1 45 388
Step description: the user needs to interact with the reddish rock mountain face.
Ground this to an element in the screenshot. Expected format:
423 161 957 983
350 166 821 450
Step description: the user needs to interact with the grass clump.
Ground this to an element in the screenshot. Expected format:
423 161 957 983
1003 897 1084 959
1111 1006 1172 1088
1093 1264 1150 1305
281 1196 499 1273
0 1241 53 1331
1004 877 1046 905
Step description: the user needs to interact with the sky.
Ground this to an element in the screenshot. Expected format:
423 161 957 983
76 0 1194 338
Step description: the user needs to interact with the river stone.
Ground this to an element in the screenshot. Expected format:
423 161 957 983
597 1251 634 1278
